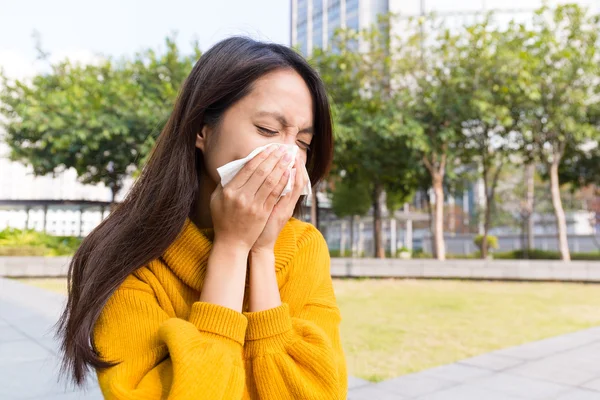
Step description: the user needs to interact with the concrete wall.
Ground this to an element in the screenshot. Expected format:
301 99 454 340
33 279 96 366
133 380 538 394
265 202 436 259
3 256 600 282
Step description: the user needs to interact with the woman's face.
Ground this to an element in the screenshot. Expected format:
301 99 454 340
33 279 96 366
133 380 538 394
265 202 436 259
196 68 314 186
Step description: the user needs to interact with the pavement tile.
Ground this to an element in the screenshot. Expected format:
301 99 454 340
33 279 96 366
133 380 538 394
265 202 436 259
506 358 598 386
458 353 525 371
0 325 27 342
9 316 58 341
31 387 104 400
580 377 600 392
347 386 406 400
374 374 457 397
0 340 54 367
554 388 600 400
492 335 590 361
348 376 371 390
469 373 572 399
417 363 493 383
413 384 527 400
0 357 88 399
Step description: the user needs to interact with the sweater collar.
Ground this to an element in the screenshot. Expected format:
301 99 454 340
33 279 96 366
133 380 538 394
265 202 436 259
161 218 298 293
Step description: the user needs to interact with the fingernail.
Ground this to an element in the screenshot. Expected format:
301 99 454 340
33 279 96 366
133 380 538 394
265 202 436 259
276 145 286 154
265 146 276 154
282 152 292 162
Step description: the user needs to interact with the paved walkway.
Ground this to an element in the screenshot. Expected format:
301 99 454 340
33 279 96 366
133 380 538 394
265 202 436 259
2 277 600 399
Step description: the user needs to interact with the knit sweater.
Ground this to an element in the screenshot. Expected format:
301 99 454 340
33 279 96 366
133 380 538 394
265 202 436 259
93 217 347 399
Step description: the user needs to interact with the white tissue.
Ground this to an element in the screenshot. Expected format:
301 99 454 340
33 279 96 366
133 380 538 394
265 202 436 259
216 143 312 196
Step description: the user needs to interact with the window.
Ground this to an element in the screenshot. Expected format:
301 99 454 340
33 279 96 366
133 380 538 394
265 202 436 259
313 0 323 13
313 19 323 49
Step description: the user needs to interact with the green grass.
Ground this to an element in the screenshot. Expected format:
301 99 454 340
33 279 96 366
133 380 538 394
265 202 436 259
15 277 600 382
334 278 600 382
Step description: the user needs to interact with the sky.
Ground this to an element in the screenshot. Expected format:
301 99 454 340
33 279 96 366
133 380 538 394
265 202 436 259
0 0 290 79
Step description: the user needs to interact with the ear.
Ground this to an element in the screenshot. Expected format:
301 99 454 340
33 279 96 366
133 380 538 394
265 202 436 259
196 125 211 151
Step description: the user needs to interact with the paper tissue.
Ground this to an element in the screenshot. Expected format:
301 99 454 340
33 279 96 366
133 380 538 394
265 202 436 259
216 143 312 197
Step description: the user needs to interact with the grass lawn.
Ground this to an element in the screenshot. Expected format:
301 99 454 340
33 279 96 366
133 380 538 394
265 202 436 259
14 277 600 382
334 278 600 382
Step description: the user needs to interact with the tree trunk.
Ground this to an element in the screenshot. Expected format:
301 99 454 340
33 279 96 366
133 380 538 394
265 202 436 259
525 163 535 251
432 173 446 260
349 215 355 258
372 183 385 259
549 161 570 261
481 196 492 259
425 192 436 258
109 184 121 212
311 190 319 229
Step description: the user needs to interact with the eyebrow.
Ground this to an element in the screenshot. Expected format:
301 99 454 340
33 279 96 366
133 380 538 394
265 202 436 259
255 111 314 134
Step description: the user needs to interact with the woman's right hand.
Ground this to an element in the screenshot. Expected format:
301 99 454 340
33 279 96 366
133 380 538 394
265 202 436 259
210 144 293 253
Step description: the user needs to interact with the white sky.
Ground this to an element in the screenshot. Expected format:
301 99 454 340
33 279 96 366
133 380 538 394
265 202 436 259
0 0 290 79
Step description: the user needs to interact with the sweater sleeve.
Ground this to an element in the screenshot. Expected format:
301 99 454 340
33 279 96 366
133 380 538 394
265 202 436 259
93 287 247 400
242 228 348 400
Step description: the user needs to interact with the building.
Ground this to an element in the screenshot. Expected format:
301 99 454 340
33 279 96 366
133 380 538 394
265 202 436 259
291 0 600 56
0 127 132 236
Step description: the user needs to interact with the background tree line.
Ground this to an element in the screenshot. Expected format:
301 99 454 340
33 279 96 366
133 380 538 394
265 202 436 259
1 4 599 261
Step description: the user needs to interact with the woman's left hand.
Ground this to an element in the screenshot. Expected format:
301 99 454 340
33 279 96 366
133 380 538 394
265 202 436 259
251 154 309 253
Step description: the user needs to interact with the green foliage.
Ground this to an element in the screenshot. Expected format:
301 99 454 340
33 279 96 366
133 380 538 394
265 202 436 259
330 177 371 218
0 36 199 200
521 5 600 165
494 250 600 260
0 228 81 256
557 143 600 190
311 18 422 207
474 234 499 252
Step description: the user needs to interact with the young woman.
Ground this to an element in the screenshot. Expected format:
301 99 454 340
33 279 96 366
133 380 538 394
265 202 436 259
57 37 347 399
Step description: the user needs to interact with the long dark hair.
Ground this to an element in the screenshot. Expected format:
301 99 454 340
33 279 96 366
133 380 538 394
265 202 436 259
56 36 334 385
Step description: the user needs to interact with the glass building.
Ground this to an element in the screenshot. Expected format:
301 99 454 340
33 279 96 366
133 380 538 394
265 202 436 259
291 0 600 56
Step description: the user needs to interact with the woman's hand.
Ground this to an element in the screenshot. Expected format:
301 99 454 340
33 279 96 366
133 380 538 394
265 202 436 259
252 154 309 253
210 145 293 253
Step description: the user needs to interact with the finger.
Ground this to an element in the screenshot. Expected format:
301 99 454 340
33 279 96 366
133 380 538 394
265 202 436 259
291 155 309 201
228 145 277 188
275 158 305 215
263 168 291 211
255 151 292 204
244 145 288 195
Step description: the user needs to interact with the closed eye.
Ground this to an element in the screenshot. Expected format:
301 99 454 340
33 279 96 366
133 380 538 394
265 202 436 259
257 126 311 152
257 126 278 135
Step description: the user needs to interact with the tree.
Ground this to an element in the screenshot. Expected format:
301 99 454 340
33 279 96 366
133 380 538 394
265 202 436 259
330 175 371 257
0 36 199 202
522 4 600 261
558 143 600 190
312 17 422 258
397 17 470 260
457 17 528 258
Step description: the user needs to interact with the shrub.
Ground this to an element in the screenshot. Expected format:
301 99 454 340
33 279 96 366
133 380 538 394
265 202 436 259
474 235 499 253
494 249 600 260
0 228 81 256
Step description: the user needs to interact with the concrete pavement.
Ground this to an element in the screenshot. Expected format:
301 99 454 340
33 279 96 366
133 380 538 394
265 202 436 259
2 277 600 399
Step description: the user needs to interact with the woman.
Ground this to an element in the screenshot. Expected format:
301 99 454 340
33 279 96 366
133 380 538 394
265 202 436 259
57 37 347 399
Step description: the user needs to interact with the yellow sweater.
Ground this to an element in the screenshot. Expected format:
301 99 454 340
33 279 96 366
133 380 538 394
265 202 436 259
93 217 347 399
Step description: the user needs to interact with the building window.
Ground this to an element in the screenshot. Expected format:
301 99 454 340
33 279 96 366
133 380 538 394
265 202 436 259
313 24 323 49
346 0 359 14
328 0 341 40
298 0 308 24
313 0 323 13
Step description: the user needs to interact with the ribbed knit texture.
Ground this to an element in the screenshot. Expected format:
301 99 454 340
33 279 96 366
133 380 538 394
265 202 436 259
93 217 347 399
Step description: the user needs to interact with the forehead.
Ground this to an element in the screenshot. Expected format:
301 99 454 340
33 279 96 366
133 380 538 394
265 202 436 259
243 69 313 124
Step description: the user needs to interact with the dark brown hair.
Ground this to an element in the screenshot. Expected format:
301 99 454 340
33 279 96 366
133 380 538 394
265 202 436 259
56 36 334 385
